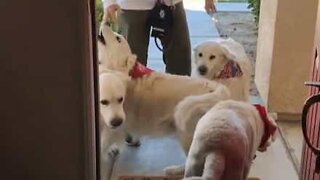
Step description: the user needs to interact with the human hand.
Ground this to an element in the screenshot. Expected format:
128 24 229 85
205 0 217 15
103 4 121 23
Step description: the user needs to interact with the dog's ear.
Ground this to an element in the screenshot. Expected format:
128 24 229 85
220 46 236 62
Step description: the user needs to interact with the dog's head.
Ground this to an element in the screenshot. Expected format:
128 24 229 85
99 70 129 129
97 24 136 75
193 40 238 79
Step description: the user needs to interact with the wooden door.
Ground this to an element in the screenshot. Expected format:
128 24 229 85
0 0 99 180
301 3 320 180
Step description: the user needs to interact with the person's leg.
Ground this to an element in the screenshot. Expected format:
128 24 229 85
162 2 191 75
118 10 151 65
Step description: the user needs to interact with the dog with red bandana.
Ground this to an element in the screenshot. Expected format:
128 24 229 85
192 38 252 101
183 100 277 180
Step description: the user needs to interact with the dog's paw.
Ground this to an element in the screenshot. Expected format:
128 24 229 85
108 148 119 159
125 134 141 147
182 177 202 180
126 140 141 147
164 165 185 176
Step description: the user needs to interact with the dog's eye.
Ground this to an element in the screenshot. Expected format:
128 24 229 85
209 55 216 60
116 36 121 43
117 97 123 103
98 31 106 45
198 53 203 57
100 99 109 106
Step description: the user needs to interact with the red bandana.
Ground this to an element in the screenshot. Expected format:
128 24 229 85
217 61 243 79
254 104 277 149
129 61 153 79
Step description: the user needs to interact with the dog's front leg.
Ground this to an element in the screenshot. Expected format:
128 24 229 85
100 127 116 180
100 127 125 180
100 151 116 180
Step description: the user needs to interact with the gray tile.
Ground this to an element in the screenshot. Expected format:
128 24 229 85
111 132 298 180
111 136 186 180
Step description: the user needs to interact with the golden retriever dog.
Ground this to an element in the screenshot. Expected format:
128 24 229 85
183 100 277 180
99 67 130 180
97 24 231 177
192 38 252 101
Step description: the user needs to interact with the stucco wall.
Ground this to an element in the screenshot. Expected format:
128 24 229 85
255 0 278 106
255 0 319 119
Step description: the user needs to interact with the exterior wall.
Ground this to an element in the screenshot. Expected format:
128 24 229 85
255 0 319 119
255 0 278 106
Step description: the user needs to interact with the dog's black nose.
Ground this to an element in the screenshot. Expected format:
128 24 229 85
198 65 208 75
110 117 123 127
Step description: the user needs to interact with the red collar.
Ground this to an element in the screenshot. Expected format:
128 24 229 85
129 61 153 79
254 104 277 149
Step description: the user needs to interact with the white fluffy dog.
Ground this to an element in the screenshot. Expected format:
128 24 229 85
193 38 252 101
97 24 231 175
183 100 277 180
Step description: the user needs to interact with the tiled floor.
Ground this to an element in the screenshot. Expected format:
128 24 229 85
111 133 299 180
108 2 302 180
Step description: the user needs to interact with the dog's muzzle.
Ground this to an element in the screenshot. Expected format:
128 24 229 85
198 65 208 75
110 117 123 128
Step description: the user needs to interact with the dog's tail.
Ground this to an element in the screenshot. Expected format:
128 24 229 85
174 84 230 133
